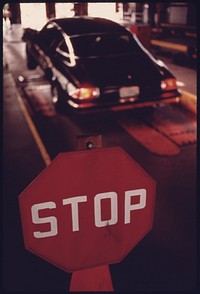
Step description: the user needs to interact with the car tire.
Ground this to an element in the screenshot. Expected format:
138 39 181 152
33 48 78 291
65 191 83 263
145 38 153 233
51 84 68 113
26 48 38 70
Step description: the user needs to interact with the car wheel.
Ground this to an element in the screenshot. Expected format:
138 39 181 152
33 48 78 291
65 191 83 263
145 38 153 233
51 85 68 113
26 48 38 70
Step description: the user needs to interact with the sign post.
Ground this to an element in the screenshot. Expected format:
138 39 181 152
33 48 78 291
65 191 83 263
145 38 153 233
69 265 114 291
19 140 156 291
71 134 114 291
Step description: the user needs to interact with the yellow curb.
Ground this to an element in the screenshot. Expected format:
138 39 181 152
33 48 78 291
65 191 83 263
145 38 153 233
16 90 52 166
180 90 197 114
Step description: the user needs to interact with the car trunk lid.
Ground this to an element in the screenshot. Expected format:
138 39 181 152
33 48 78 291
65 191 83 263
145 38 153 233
72 53 164 89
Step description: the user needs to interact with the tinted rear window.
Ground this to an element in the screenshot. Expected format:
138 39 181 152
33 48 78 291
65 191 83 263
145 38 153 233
70 33 141 57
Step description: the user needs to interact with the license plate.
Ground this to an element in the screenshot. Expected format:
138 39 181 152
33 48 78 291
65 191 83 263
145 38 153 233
120 86 139 98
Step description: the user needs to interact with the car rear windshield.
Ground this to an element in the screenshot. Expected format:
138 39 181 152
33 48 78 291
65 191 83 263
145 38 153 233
69 33 141 57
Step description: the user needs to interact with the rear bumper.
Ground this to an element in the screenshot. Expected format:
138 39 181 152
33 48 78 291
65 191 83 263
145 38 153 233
111 96 181 111
67 95 181 112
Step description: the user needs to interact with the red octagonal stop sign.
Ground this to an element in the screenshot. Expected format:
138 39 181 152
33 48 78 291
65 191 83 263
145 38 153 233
19 147 156 272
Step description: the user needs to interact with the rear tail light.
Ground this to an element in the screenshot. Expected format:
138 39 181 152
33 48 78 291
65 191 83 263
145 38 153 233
161 78 178 90
70 87 100 100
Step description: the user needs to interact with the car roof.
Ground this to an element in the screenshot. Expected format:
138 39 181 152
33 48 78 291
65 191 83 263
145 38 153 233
49 16 127 36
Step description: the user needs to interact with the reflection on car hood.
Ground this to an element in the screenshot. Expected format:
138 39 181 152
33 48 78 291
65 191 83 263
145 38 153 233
67 53 165 87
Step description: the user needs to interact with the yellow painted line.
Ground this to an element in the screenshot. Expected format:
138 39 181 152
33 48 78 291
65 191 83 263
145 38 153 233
151 39 188 53
180 90 197 114
16 90 52 166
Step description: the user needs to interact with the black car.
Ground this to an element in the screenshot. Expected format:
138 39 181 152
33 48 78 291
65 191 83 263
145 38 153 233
23 16 181 112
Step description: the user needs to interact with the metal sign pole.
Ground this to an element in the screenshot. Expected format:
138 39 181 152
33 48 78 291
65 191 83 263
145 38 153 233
70 265 114 291
69 134 114 291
